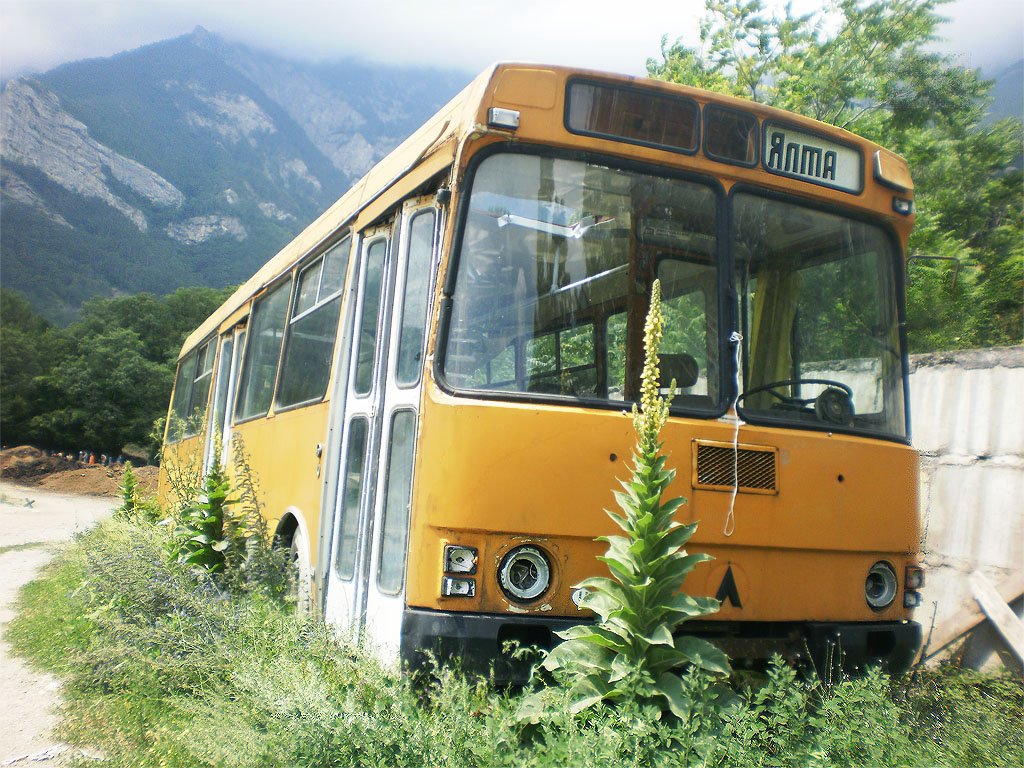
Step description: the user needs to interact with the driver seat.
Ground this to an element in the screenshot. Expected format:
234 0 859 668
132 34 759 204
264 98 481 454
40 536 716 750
659 353 699 394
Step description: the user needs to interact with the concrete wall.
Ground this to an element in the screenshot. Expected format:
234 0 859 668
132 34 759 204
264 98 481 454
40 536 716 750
910 346 1024 663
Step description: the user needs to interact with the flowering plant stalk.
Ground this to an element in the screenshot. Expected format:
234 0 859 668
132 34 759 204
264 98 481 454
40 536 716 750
520 279 730 720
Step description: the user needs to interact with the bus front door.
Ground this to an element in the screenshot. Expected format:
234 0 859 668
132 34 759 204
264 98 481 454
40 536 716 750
324 198 440 662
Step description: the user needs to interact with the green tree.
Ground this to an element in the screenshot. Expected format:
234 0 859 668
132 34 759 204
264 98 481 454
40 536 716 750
31 326 171 453
0 290 71 446
1 285 233 453
649 0 1023 351
76 285 233 364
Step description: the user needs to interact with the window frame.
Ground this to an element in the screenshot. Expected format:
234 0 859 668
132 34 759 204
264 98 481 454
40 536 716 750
703 104 760 168
167 334 217 443
435 143 730 419
728 183 911 443
334 415 369 582
233 275 295 425
351 234 391 399
375 408 418 596
394 209 438 390
564 77 701 156
274 235 350 413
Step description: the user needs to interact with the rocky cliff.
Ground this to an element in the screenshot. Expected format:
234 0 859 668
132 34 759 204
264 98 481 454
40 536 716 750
0 28 469 323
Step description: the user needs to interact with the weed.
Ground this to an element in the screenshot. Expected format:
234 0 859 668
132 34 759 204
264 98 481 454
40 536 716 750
521 279 730 723
116 460 162 523
7 518 1023 767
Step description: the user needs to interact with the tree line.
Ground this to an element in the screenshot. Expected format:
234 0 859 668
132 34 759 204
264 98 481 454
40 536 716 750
1 286 232 458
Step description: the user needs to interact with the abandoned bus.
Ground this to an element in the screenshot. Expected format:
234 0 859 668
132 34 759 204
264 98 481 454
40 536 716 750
160 63 923 680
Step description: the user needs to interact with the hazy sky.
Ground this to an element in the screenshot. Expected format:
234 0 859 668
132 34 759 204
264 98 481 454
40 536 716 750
1 0 1021 82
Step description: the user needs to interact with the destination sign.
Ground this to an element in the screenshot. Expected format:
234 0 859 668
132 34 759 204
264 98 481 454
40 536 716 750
762 122 862 193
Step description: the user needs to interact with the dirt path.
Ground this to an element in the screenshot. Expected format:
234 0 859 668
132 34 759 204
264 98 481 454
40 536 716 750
0 482 115 766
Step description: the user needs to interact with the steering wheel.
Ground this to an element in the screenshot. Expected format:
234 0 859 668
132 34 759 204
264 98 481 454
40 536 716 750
738 378 855 424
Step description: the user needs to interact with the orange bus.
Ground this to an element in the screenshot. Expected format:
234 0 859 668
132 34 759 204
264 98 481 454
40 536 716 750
161 63 923 681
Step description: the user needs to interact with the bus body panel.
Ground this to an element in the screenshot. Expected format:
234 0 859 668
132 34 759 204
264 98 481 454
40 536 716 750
405 379 919 624
158 63 922 677
232 402 330 565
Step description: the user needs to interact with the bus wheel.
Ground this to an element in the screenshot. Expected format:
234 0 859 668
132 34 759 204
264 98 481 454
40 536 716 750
286 523 313 615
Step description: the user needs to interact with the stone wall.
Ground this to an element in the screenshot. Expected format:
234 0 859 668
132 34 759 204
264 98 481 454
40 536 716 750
910 346 1024 663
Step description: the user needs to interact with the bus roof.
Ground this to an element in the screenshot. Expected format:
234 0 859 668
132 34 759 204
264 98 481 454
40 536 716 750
179 62 911 358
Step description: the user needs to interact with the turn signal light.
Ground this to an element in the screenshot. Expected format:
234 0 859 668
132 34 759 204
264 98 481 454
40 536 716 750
904 565 925 590
892 197 914 215
487 107 520 130
442 577 476 597
444 545 478 574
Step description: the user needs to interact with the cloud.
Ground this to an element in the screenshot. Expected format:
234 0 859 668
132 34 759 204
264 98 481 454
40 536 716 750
1 0 1021 82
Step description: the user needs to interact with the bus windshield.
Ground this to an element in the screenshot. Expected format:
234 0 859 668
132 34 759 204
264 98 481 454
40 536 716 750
443 151 722 409
734 193 906 439
443 152 907 440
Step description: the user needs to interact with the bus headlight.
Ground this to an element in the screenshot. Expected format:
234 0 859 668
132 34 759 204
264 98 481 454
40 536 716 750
865 561 898 610
498 545 551 602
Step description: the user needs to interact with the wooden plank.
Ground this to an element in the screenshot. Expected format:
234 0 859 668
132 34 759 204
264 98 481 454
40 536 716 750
922 570 1024 657
970 571 1024 664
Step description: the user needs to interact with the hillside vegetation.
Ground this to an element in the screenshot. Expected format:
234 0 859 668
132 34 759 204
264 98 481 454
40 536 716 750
0 286 231 455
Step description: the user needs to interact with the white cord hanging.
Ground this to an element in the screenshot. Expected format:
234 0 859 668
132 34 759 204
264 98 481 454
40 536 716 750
725 331 744 537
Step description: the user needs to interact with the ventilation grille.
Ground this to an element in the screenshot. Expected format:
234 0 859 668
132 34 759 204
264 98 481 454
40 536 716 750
694 441 778 494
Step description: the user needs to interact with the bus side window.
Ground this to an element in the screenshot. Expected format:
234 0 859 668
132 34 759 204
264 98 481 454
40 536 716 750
168 351 199 442
276 238 348 409
606 313 627 401
524 325 597 396
168 339 215 442
185 340 215 437
235 279 291 421
657 259 718 402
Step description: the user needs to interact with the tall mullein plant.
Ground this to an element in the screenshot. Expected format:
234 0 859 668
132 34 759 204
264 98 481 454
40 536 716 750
525 280 730 720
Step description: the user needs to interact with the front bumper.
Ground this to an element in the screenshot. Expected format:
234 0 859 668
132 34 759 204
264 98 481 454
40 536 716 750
400 608 921 684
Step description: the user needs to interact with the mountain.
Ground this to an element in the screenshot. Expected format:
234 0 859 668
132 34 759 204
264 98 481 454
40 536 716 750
1 28 469 324
985 58 1023 125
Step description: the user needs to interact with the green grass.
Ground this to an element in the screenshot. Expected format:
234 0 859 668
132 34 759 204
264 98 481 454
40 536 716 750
6 518 1023 767
0 541 49 556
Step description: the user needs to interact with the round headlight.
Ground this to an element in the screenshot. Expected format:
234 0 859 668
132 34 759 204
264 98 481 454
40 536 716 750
865 561 898 610
498 545 551 602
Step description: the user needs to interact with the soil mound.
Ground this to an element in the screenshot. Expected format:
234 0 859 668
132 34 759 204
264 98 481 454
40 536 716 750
0 445 79 481
0 446 159 497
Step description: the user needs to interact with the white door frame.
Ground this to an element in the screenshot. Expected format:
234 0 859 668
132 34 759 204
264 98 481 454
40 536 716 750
324 197 442 662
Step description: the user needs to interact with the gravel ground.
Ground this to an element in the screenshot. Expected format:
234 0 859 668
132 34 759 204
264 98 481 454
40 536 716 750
0 482 115 766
